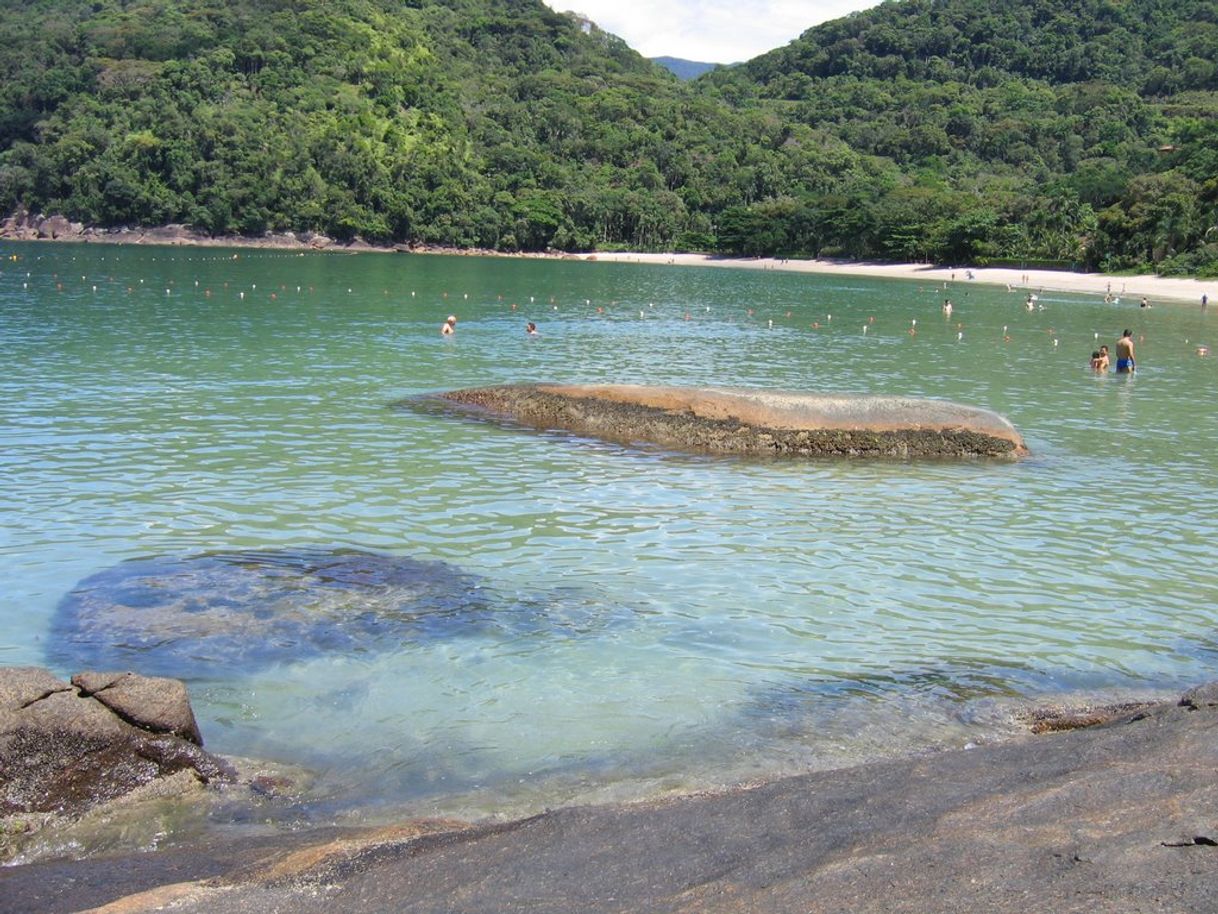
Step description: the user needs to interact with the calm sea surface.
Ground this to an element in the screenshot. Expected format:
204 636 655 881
3 242 1218 849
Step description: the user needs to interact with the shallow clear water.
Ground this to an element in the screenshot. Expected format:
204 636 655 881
3 242 1218 837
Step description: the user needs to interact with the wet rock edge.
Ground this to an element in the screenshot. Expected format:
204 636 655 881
5 681 1216 914
424 384 1027 460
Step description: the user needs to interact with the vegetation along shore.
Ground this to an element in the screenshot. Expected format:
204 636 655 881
3 209 1211 306
1 0 1216 275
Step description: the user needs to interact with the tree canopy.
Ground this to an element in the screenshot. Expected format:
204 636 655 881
1 0 1215 274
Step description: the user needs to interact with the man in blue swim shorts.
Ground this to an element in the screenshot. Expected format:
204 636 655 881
1116 329 1136 373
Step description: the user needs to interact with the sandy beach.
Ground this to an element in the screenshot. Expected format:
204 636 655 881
582 251 1216 306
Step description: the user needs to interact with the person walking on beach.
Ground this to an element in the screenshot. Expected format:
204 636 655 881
441 315 457 335
1116 330 1135 373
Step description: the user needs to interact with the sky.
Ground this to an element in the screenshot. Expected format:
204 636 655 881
544 0 881 64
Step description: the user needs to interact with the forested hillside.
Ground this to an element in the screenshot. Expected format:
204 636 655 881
1 0 1215 273
703 0 1218 273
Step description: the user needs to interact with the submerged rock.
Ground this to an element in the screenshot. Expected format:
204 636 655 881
424 384 1028 459
49 548 616 677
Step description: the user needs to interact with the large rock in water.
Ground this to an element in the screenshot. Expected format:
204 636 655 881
0 667 231 822
429 384 1028 459
49 548 615 678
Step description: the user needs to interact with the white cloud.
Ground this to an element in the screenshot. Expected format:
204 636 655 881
546 0 879 63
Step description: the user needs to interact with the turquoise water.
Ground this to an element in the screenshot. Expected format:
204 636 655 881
3 242 1218 836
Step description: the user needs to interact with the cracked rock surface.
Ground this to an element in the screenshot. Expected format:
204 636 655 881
0 667 230 823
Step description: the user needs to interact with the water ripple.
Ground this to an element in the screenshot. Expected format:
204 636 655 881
3 244 1218 836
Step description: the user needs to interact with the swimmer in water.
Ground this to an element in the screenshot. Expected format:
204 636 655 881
1115 329 1135 372
441 315 456 335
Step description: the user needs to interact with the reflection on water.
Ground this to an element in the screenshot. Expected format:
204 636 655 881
2 242 1218 848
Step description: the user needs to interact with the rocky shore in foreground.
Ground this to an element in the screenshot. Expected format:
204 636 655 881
0 667 307 874
3 682 1215 914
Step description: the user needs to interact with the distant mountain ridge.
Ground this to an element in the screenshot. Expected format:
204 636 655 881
651 56 721 80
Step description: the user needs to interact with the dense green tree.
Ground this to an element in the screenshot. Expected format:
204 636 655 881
0 0 1215 273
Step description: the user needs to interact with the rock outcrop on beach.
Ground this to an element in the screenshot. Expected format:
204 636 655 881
5 683 1216 914
0 209 514 255
0 209 343 249
0 667 232 831
428 384 1029 459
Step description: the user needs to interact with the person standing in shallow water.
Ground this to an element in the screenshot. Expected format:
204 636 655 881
1116 329 1135 373
441 315 456 336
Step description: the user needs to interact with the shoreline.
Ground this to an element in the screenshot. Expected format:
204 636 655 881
584 250 1216 306
3 214 1213 305
10 683 1216 914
